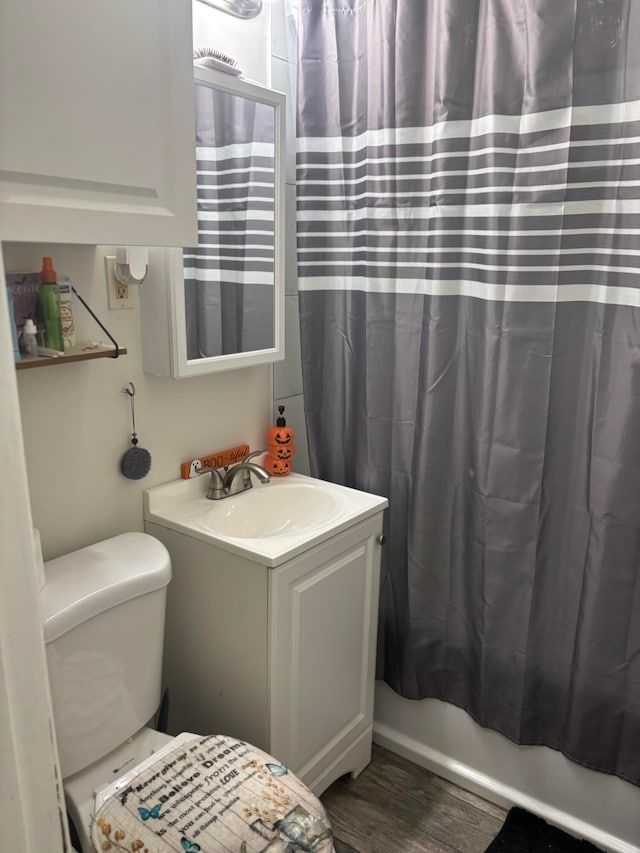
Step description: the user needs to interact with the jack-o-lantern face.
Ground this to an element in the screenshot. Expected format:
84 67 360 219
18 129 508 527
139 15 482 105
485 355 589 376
272 426 294 445
268 407 294 447
273 443 295 460
266 456 291 476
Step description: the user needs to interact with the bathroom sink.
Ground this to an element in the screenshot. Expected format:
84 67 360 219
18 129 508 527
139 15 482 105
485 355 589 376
143 472 388 566
192 480 343 539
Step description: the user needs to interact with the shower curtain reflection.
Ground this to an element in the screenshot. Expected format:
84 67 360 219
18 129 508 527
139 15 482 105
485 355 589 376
183 82 275 359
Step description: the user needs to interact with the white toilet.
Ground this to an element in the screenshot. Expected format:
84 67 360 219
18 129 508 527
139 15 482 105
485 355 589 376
41 532 335 853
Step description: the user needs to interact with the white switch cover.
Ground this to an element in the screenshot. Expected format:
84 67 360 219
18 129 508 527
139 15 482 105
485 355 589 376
105 255 138 310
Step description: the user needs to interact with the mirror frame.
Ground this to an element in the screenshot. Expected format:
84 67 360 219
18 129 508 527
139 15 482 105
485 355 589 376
164 67 286 377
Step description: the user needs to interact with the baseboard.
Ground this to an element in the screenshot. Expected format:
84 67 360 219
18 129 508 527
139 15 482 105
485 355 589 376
373 721 636 853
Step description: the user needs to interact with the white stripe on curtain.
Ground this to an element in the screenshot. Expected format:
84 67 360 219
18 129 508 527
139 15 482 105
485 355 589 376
196 142 275 160
182 267 275 285
296 99 640 153
297 277 640 306
296 200 640 219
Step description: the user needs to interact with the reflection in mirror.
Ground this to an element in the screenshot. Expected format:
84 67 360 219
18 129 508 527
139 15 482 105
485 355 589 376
183 82 276 359
140 70 284 379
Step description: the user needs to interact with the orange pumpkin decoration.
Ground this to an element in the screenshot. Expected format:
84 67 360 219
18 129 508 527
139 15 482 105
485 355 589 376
266 406 295 476
272 443 295 460
267 418 294 447
266 456 291 477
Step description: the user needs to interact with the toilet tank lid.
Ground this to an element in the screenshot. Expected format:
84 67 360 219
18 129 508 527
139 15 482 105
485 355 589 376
40 532 171 643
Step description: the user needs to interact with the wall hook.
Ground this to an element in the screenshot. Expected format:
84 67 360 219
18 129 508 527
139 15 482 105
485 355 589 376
114 248 148 286
120 382 152 480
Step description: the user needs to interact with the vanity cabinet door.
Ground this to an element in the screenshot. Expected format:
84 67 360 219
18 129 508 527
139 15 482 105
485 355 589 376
0 0 197 246
269 515 383 794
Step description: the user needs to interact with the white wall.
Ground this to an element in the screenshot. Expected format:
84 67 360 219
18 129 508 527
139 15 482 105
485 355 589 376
270 0 311 475
5 3 276 561
7 243 271 560
0 250 67 851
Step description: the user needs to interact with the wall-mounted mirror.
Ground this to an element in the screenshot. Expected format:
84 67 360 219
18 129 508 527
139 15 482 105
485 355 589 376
141 67 285 377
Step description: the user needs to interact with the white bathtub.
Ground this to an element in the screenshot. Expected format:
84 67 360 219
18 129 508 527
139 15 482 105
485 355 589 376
374 681 640 853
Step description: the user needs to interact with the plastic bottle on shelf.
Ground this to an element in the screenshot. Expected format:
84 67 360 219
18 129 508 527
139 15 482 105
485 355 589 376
22 318 38 357
6 286 21 362
58 279 75 349
40 256 64 352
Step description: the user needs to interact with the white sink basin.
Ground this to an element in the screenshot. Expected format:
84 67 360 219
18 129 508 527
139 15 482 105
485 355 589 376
143 472 388 566
192 480 343 539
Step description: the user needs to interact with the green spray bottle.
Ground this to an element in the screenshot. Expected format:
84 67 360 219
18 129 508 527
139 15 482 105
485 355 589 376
40 256 64 352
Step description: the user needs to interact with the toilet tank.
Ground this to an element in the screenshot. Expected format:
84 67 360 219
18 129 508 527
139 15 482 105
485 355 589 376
40 532 172 779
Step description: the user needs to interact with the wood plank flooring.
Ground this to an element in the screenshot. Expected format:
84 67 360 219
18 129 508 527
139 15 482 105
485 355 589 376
321 745 507 853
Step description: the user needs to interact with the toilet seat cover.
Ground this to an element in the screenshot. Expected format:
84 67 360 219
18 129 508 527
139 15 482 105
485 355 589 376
91 734 335 853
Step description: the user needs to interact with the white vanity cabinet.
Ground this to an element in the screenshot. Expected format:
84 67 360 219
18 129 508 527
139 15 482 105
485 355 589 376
0 0 197 246
144 510 385 795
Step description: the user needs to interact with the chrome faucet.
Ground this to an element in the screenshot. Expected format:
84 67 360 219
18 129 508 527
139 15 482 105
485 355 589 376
195 450 270 500
223 454 271 492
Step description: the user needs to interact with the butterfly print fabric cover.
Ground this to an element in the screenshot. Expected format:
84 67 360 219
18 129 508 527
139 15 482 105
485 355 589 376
91 734 335 852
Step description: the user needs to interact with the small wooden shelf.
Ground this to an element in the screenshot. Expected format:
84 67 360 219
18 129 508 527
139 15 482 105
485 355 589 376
16 344 127 370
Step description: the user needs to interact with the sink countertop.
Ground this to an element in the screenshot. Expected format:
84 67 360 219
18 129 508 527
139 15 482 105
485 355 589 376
143 472 388 567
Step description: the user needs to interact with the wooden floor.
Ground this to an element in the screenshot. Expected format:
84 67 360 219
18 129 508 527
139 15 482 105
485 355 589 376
321 745 507 853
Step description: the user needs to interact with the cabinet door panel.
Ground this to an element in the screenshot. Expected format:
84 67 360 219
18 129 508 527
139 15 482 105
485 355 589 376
270 522 381 781
293 544 368 765
0 0 197 245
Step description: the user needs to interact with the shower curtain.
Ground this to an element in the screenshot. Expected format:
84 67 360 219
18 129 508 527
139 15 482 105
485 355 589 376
296 0 640 784
183 84 275 357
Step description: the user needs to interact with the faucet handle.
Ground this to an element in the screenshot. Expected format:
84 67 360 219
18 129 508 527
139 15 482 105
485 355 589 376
193 464 225 491
237 450 266 489
194 465 214 476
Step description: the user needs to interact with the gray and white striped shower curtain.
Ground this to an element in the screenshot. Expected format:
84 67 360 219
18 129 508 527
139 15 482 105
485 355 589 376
297 0 640 784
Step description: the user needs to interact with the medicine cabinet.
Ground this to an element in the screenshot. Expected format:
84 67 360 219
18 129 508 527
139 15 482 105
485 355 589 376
141 67 286 377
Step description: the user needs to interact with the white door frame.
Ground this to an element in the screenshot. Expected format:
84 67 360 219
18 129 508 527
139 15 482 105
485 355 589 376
0 244 67 851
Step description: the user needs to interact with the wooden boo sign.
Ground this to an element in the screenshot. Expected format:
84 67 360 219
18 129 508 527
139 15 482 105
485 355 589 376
180 444 250 480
